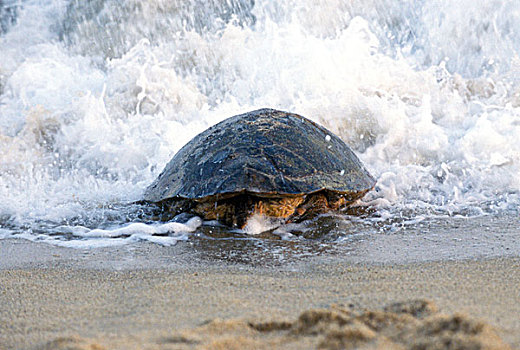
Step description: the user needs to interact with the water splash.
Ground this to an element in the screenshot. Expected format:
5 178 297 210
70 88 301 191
1 0 520 245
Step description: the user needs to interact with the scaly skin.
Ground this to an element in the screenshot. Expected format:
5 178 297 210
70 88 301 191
164 189 368 228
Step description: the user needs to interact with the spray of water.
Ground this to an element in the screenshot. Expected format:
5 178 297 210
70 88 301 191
1 0 520 244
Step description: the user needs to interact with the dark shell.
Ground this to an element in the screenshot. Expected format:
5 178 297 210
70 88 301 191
144 108 375 202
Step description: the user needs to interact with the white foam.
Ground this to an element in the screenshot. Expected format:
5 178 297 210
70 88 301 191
11 217 201 248
71 217 201 238
0 228 14 239
243 214 285 235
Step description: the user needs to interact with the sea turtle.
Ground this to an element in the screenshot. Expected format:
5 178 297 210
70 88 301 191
143 108 375 228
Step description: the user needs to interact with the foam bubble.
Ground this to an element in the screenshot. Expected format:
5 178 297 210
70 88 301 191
243 214 284 235
73 217 201 238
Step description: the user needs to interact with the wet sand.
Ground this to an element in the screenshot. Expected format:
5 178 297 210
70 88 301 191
0 238 519 349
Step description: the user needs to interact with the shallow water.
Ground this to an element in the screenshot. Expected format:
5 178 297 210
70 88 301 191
182 214 520 265
1 0 520 254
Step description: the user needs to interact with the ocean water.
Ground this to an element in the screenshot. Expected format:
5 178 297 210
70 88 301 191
1 0 519 251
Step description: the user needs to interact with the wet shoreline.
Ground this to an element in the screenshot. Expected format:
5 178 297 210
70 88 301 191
3 213 519 269
1 238 519 349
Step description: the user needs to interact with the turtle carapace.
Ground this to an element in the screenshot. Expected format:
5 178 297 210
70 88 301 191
144 109 375 228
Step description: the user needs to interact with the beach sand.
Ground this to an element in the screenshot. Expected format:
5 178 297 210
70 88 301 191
0 238 519 349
